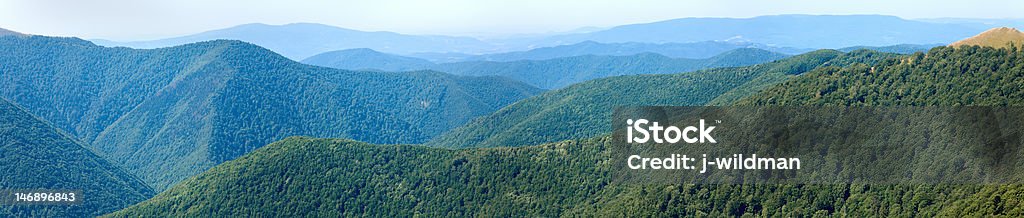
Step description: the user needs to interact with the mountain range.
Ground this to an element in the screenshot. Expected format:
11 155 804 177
92 23 495 60
2 22 1023 217
0 35 541 191
92 15 1014 61
528 15 992 49
424 49 900 148
303 47 790 89
408 40 811 63
110 40 1024 216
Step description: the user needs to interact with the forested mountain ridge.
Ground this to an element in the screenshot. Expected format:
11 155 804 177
0 35 542 190
426 49 901 148
738 45 1024 106
0 98 154 217
110 42 1024 217
305 47 790 89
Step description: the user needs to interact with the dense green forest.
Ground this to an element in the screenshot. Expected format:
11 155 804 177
0 98 154 217
303 47 789 89
0 35 542 191
426 49 901 148
110 45 1024 217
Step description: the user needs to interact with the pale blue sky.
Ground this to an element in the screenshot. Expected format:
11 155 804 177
1 0 1021 40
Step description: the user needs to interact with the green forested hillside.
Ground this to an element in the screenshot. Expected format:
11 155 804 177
426 49 899 148
739 46 1024 106
0 98 154 217
0 36 542 190
107 137 608 217
110 44 1024 217
304 48 789 89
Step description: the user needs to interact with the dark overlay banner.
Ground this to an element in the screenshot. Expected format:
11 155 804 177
611 106 1024 184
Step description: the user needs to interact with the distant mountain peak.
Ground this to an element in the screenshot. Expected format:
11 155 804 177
950 27 1024 48
0 27 25 36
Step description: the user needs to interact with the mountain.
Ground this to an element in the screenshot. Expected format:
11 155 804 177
950 27 1024 48
0 35 542 190
301 48 436 71
110 41 1024 217
408 40 810 63
91 15 1011 61
0 98 154 217
425 49 899 148
917 18 1024 30
107 136 611 217
305 48 789 89
838 44 940 54
91 23 494 60
434 48 789 89
737 45 1024 106
528 15 990 49
0 27 24 36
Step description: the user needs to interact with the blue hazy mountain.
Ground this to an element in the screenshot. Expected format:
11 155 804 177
0 27 23 36
409 40 811 62
917 18 1024 30
91 23 494 60
303 47 789 89
93 15 1011 61
838 44 942 54
300 48 436 71
527 15 992 49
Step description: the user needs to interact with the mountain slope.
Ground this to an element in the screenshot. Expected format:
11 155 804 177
111 40 1024 218
738 46 1024 106
0 36 542 190
0 98 154 217
92 23 493 60
531 15 988 49
950 27 1024 48
425 49 898 148
305 48 789 89
107 136 610 217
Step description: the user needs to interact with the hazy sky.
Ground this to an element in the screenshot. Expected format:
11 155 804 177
1 0 1021 40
